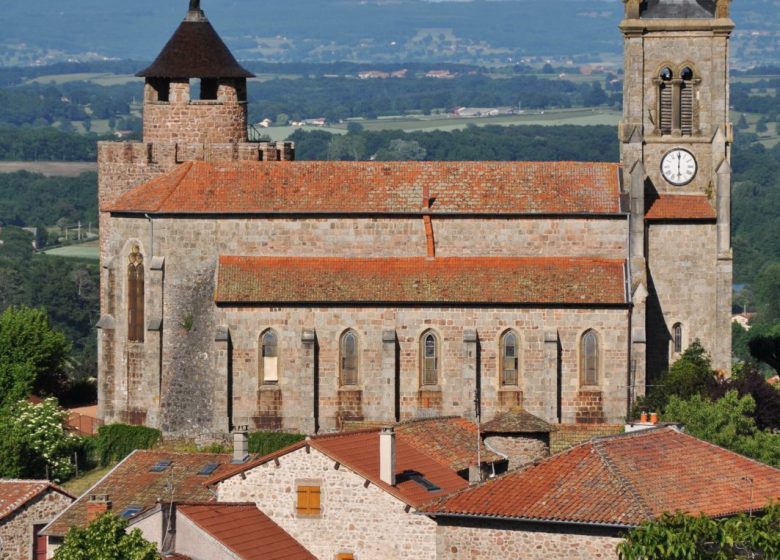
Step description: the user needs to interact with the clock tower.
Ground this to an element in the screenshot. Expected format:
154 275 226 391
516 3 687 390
620 0 734 388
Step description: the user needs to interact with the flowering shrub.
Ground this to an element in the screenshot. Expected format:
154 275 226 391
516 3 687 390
9 397 79 481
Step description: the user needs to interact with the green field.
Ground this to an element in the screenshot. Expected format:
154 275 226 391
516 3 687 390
44 240 99 260
26 73 140 86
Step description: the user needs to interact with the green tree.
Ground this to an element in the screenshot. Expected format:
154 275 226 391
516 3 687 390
0 305 70 408
640 341 717 413
375 139 427 161
749 323 780 372
618 505 780 559
54 513 159 560
664 391 780 468
754 263 780 326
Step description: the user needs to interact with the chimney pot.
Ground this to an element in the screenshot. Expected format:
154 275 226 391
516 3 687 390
640 412 648 423
650 412 659 425
379 427 396 486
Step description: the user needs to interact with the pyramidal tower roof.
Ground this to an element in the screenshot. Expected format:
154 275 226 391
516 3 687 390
136 0 254 79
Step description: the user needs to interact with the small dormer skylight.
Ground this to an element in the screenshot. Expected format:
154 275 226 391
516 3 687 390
149 460 172 473
198 462 220 476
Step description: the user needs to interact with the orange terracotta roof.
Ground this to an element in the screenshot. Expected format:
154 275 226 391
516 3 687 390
395 417 504 472
0 480 74 522
423 427 780 527
209 429 469 508
177 503 315 560
43 450 232 536
107 161 622 215
645 194 716 220
215 256 628 306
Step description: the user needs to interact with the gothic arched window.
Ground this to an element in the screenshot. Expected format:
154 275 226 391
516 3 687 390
580 330 599 386
127 245 144 343
421 331 439 387
500 331 519 387
340 330 359 386
260 329 279 384
672 323 683 355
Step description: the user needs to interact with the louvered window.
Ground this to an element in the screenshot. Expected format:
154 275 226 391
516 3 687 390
680 67 695 135
422 332 439 386
659 83 673 134
501 331 519 386
581 330 599 386
340 330 358 386
127 246 144 343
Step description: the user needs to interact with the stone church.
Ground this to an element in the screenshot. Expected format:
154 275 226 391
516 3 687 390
96 0 733 436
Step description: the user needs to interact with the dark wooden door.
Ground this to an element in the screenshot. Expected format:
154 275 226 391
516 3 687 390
33 524 47 560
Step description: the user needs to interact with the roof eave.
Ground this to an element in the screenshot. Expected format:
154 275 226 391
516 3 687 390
419 510 638 531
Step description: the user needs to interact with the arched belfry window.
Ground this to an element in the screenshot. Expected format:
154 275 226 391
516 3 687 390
500 331 519 387
656 65 699 136
340 330 359 386
127 245 144 342
421 331 439 387
658 67 674 135
672 323 683 355
580 330 599 386
260 330 279 384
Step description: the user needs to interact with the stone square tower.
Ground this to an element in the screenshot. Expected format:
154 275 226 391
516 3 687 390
620 0 733 383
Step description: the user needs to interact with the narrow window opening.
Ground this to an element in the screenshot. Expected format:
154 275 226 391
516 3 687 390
658 68 673 135
680 67 694 135
261 330 279 384
501 331 519 386
673 324 683 354
581 331 599 386
340 331 358 386
422 332 438 386
147 78 170 102
127 245 144 343
200 78 219 100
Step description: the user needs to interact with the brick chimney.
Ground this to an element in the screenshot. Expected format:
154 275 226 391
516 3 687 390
86 494 111 522
380 427 396 486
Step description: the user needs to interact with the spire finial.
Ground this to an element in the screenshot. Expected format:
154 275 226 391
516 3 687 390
185 0 206 22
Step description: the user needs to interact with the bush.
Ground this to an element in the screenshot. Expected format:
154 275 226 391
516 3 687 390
94 424 161 466
248 431 305 456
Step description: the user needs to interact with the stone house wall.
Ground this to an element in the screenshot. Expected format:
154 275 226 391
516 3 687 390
436 519 622 560
215 446 439 560
0 490 72 560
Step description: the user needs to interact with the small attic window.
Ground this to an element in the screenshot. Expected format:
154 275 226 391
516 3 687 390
120 505 143 519
397 470 441 493
198 463 220 476
149 460 172 473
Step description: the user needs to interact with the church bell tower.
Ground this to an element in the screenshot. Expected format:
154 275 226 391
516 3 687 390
620 0 734 385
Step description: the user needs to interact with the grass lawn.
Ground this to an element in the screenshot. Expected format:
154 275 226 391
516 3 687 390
0 161 97 177
62 463 117 497
44 240 100 260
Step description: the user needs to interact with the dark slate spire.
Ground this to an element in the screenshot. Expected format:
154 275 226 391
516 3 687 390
641 0 716 18
136 1 253 79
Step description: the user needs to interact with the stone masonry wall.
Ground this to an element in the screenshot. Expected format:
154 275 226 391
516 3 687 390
216 446 439 560
0 490 72 560
646 223 720 380
100 213 631 435
483 434 549 469
436 520 622 560
550 424 624 454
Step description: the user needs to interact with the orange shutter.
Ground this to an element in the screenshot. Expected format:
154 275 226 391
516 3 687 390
296 485 321 515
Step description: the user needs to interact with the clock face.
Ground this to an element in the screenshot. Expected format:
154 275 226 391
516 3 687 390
661 149 697 186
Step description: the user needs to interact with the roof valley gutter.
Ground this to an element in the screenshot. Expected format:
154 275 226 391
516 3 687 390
416 511 635 531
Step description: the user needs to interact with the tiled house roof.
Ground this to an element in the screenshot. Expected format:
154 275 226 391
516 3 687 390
481 407 556 434
107 161 622 215
177 503 315 560
423 427 780 527
395 417 504 472
645 194 716 220
209 429 469 508
0 480 74 522
215 256 628 306
43 450 232 537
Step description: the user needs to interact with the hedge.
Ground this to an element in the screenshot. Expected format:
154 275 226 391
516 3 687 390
248 431 305 456
95 424 161 466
